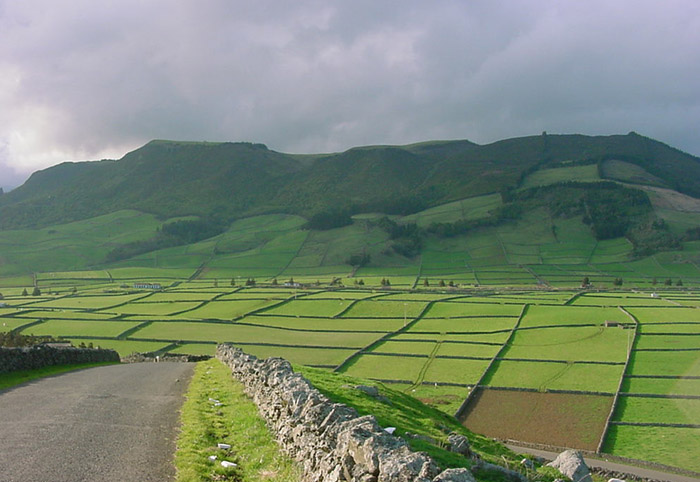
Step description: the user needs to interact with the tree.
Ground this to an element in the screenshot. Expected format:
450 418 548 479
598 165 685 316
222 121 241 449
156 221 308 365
423 279 429 287
448 280 455 287
230 278 236 286
664 278 673 286
213 279 218 288
71 287 77 294
32 286 41 296
358 279 364 286
0 292 3 300
676 279 684 286
613 277 623 287
582 276 590 287
652 277 658 286
439 280 446 287
22 288 28 296
271 278 278 285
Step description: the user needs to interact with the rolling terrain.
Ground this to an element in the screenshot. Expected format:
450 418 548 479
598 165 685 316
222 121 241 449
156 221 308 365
1 132 699 475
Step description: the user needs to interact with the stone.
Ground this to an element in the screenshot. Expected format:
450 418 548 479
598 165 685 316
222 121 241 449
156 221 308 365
447 433 471 456
215 343 520 482
547 450 593 482
432 468 477 482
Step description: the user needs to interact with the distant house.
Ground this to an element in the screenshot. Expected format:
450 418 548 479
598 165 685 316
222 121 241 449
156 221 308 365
133 282 162 290
650 292 659 298
284 282 302 288
0 302 7 308
604 320 620 327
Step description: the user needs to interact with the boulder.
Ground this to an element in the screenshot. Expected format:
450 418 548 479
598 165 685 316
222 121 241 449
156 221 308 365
432 468 477 482
447 433 471 457
546 450 592 482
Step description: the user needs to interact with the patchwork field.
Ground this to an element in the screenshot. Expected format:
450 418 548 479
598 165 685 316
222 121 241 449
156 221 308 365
1 277 699 473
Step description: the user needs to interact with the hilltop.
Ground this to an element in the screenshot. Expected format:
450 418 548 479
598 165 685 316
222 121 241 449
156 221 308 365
2 132 699 231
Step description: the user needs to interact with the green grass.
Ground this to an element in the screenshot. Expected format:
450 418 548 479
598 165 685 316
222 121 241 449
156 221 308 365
135 321 382 347
343 354 427 382
174 300 280 320
341 300 428 318
627 351 700 377
116 302 203 316
519 305 630 328
240 345 356 366
67 339 171 357
604 425 700 472
175 359 301 481
520 164 600 189
614 396 700 425
263 299 353 317
167 344 217 356
484 360 624 393
408 317 517 333
296 365 527 472
503 326 631 363
0 361 118 391
423 358 491 385
244 315 402 332
426 301 523 318
621 377 700 396
20 319 142 338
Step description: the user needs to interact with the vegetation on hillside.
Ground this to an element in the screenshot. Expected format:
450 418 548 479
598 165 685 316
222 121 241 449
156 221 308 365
2 133 699 231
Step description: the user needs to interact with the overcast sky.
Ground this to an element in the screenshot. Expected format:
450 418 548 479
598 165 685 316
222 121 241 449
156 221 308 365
1 0 698 190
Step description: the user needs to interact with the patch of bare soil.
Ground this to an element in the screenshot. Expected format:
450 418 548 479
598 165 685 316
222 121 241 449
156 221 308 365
635 185 700 212
460 388 613 451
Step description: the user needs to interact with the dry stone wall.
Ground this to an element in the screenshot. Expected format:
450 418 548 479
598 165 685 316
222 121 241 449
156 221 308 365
0 344 119 373
216 343 480 482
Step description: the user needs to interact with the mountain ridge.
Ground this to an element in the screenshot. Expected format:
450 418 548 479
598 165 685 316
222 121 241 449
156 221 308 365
1 132 699 230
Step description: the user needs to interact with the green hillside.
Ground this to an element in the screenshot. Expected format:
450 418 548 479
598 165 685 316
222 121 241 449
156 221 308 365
2 132 699 231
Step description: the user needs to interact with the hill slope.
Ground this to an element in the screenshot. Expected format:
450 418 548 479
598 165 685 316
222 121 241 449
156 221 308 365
2 132 699 230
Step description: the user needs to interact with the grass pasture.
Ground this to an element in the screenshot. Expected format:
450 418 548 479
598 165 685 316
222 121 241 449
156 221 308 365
484 360 624 393
603 425 700 472
1 270 699 473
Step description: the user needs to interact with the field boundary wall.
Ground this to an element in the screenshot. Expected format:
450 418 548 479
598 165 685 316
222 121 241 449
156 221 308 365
596 306 638 453
216 343 482 482
333 297 452 372
454 303 529 420
0 344 119 373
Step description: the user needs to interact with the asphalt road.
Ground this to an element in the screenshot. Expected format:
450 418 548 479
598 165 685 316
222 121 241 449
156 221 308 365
0 363 194 482
505 443 700 482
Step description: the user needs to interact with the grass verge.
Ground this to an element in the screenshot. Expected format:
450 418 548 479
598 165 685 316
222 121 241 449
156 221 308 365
175 358 301 482
0 361 118 391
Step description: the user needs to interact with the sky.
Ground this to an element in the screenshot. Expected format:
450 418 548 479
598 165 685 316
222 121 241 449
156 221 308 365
1 0 699 191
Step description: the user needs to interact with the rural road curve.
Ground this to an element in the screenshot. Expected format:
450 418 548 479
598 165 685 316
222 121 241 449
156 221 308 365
0 363 194 482
505 444 700 482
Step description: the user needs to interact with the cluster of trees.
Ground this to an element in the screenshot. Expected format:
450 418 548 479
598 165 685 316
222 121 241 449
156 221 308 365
652 277 684 286
17 287 41 296
105 218 225 263
423 279 455 287
347 253 371 267
380 278 391 286
376 217 423 258
0 332 59 347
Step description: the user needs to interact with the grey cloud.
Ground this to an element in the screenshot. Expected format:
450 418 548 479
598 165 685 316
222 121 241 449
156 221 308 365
0 0 699 187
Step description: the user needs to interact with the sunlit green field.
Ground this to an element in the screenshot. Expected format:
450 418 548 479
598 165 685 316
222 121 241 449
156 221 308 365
1 277 699 472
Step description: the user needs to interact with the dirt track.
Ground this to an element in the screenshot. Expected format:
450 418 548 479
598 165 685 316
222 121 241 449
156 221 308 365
0 363 193 482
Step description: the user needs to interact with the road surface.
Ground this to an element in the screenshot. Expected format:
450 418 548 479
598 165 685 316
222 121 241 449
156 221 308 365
0 363 193 482
506 443 700 482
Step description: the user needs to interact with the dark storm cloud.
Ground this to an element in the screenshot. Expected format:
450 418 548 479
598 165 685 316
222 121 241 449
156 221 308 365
1 0 699 189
